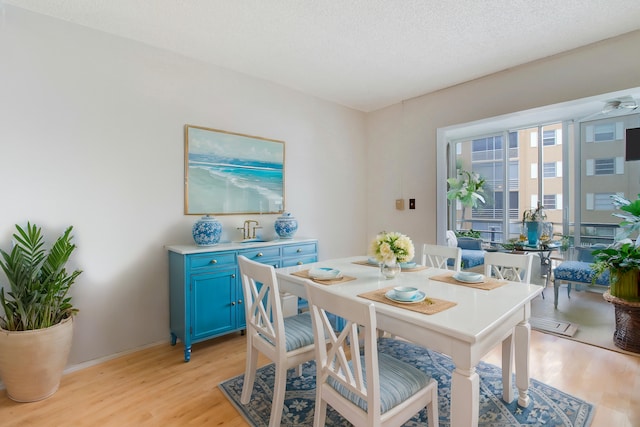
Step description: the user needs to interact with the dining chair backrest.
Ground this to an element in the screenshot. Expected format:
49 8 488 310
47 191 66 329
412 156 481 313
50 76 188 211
239 255 287 354
484 251 534 283
422 243 462 271
304 281 439 427
238 256 316 427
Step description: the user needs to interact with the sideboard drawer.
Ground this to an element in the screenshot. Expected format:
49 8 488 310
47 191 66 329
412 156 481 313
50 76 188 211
238 246 281 261
282 254 317 267
189 252 236 270
282 242 318 258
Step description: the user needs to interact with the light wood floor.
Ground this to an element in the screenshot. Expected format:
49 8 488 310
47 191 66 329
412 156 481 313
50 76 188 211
0 330 637 427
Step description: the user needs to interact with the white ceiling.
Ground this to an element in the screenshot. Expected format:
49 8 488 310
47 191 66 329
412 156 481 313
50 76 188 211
5 0 640 112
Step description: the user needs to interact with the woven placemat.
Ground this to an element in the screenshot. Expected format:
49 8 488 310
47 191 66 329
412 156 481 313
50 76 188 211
290 269 357 285
351 260 429 272
429 272 507 290
358 287 456 315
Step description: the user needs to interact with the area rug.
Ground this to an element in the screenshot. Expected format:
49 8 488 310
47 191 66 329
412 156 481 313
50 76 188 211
219 338 594 427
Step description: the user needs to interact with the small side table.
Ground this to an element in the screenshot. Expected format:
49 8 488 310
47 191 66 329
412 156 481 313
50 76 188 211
603 290 640 353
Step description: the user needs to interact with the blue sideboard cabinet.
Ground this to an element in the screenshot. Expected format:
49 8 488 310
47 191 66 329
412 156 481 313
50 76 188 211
167 238 318 361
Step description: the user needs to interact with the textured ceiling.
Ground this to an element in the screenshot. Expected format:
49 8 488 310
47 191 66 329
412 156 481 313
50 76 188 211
5 0 640 112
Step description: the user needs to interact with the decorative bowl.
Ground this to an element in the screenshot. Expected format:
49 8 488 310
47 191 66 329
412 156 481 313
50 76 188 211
393 286 418 299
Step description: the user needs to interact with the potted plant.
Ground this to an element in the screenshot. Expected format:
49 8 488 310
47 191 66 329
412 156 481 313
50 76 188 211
446 169 486 229
591 194 640 352
592 194 640 301
0 222 82 402
521 202 547 245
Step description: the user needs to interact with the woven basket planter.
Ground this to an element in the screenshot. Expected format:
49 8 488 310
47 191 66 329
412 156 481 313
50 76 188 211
604 291 640 353
0 317 73 402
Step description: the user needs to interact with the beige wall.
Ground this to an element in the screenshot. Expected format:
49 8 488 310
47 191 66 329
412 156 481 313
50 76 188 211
0 6 367 367
366 30 640 247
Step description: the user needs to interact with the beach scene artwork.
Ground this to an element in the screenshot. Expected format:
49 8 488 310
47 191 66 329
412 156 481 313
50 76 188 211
185 125 284 214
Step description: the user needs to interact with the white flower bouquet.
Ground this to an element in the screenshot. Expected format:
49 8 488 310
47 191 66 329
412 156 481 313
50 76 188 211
368 231 415 264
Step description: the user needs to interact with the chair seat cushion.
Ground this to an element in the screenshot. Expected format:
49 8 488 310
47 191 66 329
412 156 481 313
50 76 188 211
461 249 485 268
327 352 430 414
283 312 315 351
553 261 610 286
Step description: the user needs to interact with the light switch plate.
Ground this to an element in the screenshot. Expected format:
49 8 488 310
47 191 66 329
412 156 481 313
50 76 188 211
395 199 405 210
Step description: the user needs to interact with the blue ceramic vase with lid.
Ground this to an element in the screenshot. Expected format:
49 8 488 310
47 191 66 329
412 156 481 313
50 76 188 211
192 215 222 246
274 212 298 239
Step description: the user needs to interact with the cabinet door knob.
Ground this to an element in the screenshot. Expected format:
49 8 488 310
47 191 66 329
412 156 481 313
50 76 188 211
231 301 235 306
231 274 236 278
297 261 303 265
297 248 302 253
238 300 243 304
210 259 217 264
257 252 263 257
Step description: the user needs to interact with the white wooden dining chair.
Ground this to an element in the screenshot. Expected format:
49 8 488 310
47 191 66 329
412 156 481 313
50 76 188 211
237 256 316 427
422 243 462 271
484 251 534 283
304 281 439 427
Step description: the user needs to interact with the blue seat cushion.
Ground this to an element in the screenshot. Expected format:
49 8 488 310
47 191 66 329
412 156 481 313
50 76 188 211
282 312 315 351
457 237 483 250
326 352 430 414
553 261 610 286
461 249 485 268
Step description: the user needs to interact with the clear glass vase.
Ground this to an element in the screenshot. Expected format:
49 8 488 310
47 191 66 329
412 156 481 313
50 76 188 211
380 263 401 279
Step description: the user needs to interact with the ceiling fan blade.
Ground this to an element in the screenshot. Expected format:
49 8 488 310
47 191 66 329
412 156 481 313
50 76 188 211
619 100 638 109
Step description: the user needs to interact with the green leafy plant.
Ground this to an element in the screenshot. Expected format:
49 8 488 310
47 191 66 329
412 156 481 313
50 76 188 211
454 229 481 239
611 193 640 240
522 201 547 225
446 170 486 209
592 240 640 301
0 222 82 331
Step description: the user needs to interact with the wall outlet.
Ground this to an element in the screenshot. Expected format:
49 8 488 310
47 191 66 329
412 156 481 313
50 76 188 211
395 199 405 210
409 198 415 209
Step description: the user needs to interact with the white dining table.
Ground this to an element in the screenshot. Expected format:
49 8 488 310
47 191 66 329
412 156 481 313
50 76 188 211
276 256 544 427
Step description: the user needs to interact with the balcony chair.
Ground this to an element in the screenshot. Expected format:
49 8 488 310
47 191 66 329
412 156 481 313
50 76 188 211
552 245 610 309
422 243 462 271
446 230 485 269
237 256 317 427
304 280 439 427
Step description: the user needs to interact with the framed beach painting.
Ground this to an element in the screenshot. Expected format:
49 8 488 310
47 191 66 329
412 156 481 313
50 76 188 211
184 125 285 215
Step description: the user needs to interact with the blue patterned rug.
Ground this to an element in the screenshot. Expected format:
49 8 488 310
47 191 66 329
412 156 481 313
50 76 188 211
219 338 594 426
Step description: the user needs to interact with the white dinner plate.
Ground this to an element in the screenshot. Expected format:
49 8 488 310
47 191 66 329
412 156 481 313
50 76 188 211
384 290 427 304
308 267 343 280
452 272 485 283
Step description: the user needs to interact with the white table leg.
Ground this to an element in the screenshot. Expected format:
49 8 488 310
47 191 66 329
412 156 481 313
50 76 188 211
514 320 531 407
501 333 514 402
450 365 479 427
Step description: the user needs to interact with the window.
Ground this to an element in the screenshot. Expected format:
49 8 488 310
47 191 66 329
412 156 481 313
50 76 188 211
543 194 557 209
543 162 557 178
594 124 615 142
585 122 624 142
594 158 615 175
586 193 617 211
543 130 557 146
585 157 624 176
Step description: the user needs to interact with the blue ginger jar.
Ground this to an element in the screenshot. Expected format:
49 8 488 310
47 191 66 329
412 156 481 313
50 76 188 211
192 215 222 246
274 212 298 239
